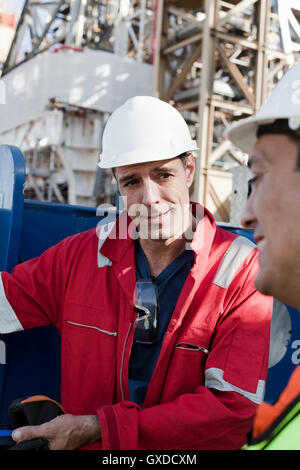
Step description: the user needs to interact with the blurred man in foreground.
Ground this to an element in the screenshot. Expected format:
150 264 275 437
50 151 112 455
227 61 300 449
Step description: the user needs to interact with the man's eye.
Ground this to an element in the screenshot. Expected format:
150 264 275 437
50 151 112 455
124 179 139 188
158 173 172 180
247 176 259 198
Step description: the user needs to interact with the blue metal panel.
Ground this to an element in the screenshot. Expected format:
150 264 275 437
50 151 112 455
0 145 25 272
264 305 300 404
0 145 26 424
0 326 61 423
19 199 101 262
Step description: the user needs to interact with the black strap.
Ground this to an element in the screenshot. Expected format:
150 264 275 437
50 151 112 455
8 437 49 451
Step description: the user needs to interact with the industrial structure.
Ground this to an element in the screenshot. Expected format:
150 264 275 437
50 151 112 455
0 0 299 221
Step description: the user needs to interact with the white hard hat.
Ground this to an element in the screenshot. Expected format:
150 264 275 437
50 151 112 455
98 96 199 168
226 62 300 153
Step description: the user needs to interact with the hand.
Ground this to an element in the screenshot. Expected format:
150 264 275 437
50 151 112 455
11 413 101 450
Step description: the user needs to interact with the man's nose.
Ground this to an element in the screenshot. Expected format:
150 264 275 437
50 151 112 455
141 179 160 206
241 194 257 229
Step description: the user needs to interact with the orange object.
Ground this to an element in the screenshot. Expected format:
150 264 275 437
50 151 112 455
20 395 65 414
253 366 300 438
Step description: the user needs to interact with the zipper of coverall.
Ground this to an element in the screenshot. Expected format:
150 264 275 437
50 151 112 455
175 342 209 354
120 322 133 401
65 320 117 336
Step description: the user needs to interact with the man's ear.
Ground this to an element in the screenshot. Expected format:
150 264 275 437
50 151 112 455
185 153 196 187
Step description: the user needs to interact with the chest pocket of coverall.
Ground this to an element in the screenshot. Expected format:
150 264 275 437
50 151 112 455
160 329 211 404
63 302 118 357
61 302 118 410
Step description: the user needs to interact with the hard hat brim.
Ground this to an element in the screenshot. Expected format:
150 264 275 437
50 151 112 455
226 115 279 154
98 141 200 169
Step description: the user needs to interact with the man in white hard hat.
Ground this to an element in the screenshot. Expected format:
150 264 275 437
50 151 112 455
227 62 300 449
0 96 272 450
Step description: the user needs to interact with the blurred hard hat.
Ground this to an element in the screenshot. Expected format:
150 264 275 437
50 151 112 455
226 62 300 153
98 96 199 169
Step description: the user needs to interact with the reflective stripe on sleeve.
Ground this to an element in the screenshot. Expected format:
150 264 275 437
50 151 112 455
212 236 256 289
0 273 23 334
205 367 265 405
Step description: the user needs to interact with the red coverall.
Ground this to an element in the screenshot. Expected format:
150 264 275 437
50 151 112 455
0 205 273 450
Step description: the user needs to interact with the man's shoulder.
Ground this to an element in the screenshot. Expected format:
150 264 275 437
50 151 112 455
211 225 258 289
213 223 256 253
52 227 99 255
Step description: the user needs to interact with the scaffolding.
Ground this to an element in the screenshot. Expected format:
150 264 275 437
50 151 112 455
2 0 154 76
152 0 300 221
0 0 154 207
1 1 300 217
